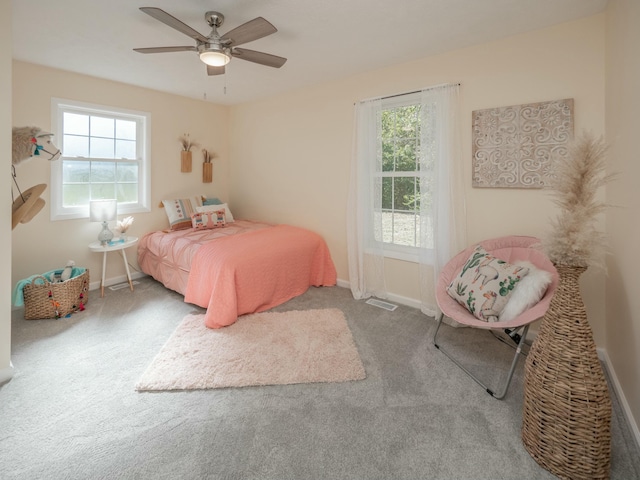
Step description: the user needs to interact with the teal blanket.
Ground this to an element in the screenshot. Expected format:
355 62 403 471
12 267 87 307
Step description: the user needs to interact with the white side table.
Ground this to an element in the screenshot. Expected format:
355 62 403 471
88 236 138 297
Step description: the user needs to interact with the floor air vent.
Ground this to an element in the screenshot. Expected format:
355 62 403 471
109 281 140 291
365 298 398 311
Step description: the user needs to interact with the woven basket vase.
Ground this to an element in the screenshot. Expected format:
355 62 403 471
522 264 612 480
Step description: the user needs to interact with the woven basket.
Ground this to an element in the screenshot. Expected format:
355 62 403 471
522 264 611 480
23 270 90 320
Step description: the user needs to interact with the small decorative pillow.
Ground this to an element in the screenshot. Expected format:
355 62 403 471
446 246 530 322
190 210 226 229
162 196 203 231
203 197 223 206
197 203 235 223
499 260 553 322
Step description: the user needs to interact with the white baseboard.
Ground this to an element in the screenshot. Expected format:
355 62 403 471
598 348 640 451
0 361 14 385
336 278 422 310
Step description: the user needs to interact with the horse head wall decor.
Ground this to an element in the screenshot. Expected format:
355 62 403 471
12 126 61 165
11 126 62 229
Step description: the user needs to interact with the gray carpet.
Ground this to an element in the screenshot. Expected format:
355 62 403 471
2 277 639 480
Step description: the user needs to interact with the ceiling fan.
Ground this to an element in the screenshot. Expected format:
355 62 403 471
133 7 287 76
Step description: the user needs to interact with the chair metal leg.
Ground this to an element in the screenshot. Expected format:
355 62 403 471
433 313 530 400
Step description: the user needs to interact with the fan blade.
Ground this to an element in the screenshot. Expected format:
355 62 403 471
134 46 197 54
207 65 225 76
220 17 277 46
231 48 287 68
140 7 208 43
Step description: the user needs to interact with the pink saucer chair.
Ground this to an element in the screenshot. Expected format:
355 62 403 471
433 235 558 399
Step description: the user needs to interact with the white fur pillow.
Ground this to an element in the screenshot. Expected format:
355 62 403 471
498 260 553 322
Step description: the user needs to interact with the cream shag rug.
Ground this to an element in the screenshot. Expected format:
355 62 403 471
136 308 366 391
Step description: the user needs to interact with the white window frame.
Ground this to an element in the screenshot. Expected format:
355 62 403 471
367 92 430 263
50 98 151 221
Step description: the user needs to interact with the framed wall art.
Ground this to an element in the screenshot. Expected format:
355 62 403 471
472 98 574 188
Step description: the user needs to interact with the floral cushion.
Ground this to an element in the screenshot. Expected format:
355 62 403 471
446 245 530 322
190 210 226 229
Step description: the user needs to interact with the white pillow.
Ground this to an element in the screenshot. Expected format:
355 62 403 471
197 203 235 222
162 196 203 230
498 260 553 322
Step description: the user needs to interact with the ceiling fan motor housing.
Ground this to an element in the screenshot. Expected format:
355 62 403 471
205 11 224 28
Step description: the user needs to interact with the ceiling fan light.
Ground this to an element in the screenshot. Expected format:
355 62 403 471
199 51 230 67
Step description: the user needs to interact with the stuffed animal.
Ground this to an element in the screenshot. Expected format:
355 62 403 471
60 260 75 282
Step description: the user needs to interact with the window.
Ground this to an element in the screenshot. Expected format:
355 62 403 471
51 98 151 220
379 98 423 251
348 84 461 309
365 92 435 262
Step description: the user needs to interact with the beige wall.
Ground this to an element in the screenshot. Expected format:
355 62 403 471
11 62 230 290
1 0 13 383
230 15 607 333
605 0 640 440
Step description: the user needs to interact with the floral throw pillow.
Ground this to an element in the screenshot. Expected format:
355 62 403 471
446 246 530 322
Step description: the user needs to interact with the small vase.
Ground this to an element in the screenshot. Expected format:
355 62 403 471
522 264 611 480
181 151 192 172
202 162 213 183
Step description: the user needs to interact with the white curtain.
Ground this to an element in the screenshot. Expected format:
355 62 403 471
346 98 386 300
347 83 466 316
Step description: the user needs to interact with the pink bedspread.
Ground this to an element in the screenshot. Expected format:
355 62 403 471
138 220 272 296
139 222 337 329
184 224 336 328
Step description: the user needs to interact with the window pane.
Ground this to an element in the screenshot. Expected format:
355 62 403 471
375 210 393 244
117 183 138 203
395 106 419 138
116 162 138 182
62 160 90 182
382 177 392 210
91 116 114 138
395 139 417 172
91 162 116 182
91 183 116 199
394 177 417 212
90 137 115 158
62 184 90 207
115 139 136 159
116 119 136 140
382 141 394 172
392 211 418 247
63 134 89 157
381 110 395 140
64 112 89 135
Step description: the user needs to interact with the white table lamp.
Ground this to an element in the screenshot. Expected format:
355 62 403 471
90 199 117 245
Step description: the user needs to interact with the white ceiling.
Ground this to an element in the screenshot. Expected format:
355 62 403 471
12 0 607 106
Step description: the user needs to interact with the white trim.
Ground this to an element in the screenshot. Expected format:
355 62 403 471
598 348 640 451
50 97 152 221
0 361 14 385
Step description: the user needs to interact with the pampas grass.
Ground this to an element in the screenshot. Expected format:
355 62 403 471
544 131 614 268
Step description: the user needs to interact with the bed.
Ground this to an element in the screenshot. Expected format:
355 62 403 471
137 219 337 328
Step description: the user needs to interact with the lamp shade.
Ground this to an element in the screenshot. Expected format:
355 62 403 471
199 51 230 67
90 199 117 223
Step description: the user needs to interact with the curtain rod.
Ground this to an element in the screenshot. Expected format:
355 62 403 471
358 82 461 104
